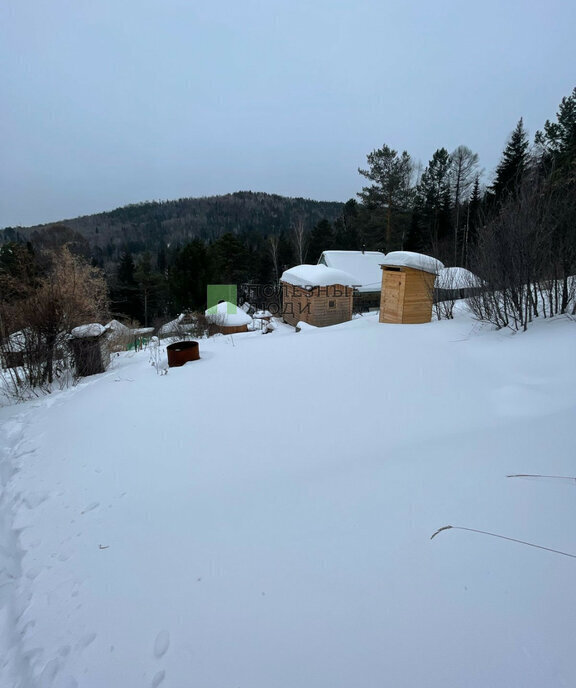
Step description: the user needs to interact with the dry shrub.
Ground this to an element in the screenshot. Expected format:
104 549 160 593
0 246 109 399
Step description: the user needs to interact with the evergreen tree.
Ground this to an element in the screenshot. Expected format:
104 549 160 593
110 250 140 322
535 86 576 177
157 244 167 275
415 148 452 257
333 200 360 250
490 118 530 204
277 232 295 272
134 252 165 326
117 251 136 285
210 233 252 284
535 87 576 312
169 239 211 312
307 219 334 263
404 211 424 253
462 175 482 266
358 144 414 251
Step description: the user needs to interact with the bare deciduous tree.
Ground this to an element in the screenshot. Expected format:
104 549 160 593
291 218 308 265
467 169 575 331
450 145 480 264
268 234 280 283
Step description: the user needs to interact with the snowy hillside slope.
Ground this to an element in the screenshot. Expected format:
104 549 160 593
1 312 575 688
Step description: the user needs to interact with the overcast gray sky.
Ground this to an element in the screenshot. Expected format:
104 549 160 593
1 0 574 228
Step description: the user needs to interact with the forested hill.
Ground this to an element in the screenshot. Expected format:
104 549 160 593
0 191 344 258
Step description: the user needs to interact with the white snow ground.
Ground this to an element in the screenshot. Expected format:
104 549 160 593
1 310 575 688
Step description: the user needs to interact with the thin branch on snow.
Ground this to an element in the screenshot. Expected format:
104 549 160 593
430 525 576 559
506 474 576 482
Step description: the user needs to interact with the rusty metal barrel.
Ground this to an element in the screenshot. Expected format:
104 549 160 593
166 341 200 367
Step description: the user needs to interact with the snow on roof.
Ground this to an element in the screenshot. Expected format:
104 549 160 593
205 301 253 326
159 319 192 335
132 327 154 336
158 319 178 335
319 251 386 293
70 323 106 338
281 264 358 289
436 267 482 289
158 314 197 335
106 319 130 334
381 251 444 274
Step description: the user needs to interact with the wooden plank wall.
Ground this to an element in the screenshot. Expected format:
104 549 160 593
281 283 353 327
380 270 405 323
380 267 435 324
217 324 249 335
310 286 354 327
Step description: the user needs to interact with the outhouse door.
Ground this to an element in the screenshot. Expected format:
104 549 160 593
380 269 406 323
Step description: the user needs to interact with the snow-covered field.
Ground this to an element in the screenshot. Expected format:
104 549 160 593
1 311 575 688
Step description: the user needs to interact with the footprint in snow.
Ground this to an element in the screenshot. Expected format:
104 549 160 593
25 566 43 581
81 502 99 514
151 670 166 688
39 658 60 683
62 677 79 688
154 630 170 658
23 491 49 509
76 632 97 651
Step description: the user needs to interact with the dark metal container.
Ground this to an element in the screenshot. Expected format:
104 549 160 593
166 340 200 367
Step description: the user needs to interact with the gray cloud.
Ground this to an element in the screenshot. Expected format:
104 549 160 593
1 0 575 227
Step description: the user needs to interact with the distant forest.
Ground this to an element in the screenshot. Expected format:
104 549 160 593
1 86 574 327
0 191 345 271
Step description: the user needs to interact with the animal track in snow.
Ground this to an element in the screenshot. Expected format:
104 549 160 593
81 502 100 514
154 630 170 658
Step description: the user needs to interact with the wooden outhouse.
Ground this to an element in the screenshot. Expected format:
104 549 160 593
379 252 444 324
280 265 356 328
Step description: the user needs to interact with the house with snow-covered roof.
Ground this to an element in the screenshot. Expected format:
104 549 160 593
280 264 356 327
318 250 386 311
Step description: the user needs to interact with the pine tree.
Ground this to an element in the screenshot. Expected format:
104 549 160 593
358 145 413 251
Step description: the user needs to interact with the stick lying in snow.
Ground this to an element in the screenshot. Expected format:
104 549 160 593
507 474 576 482
430 525 576 559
